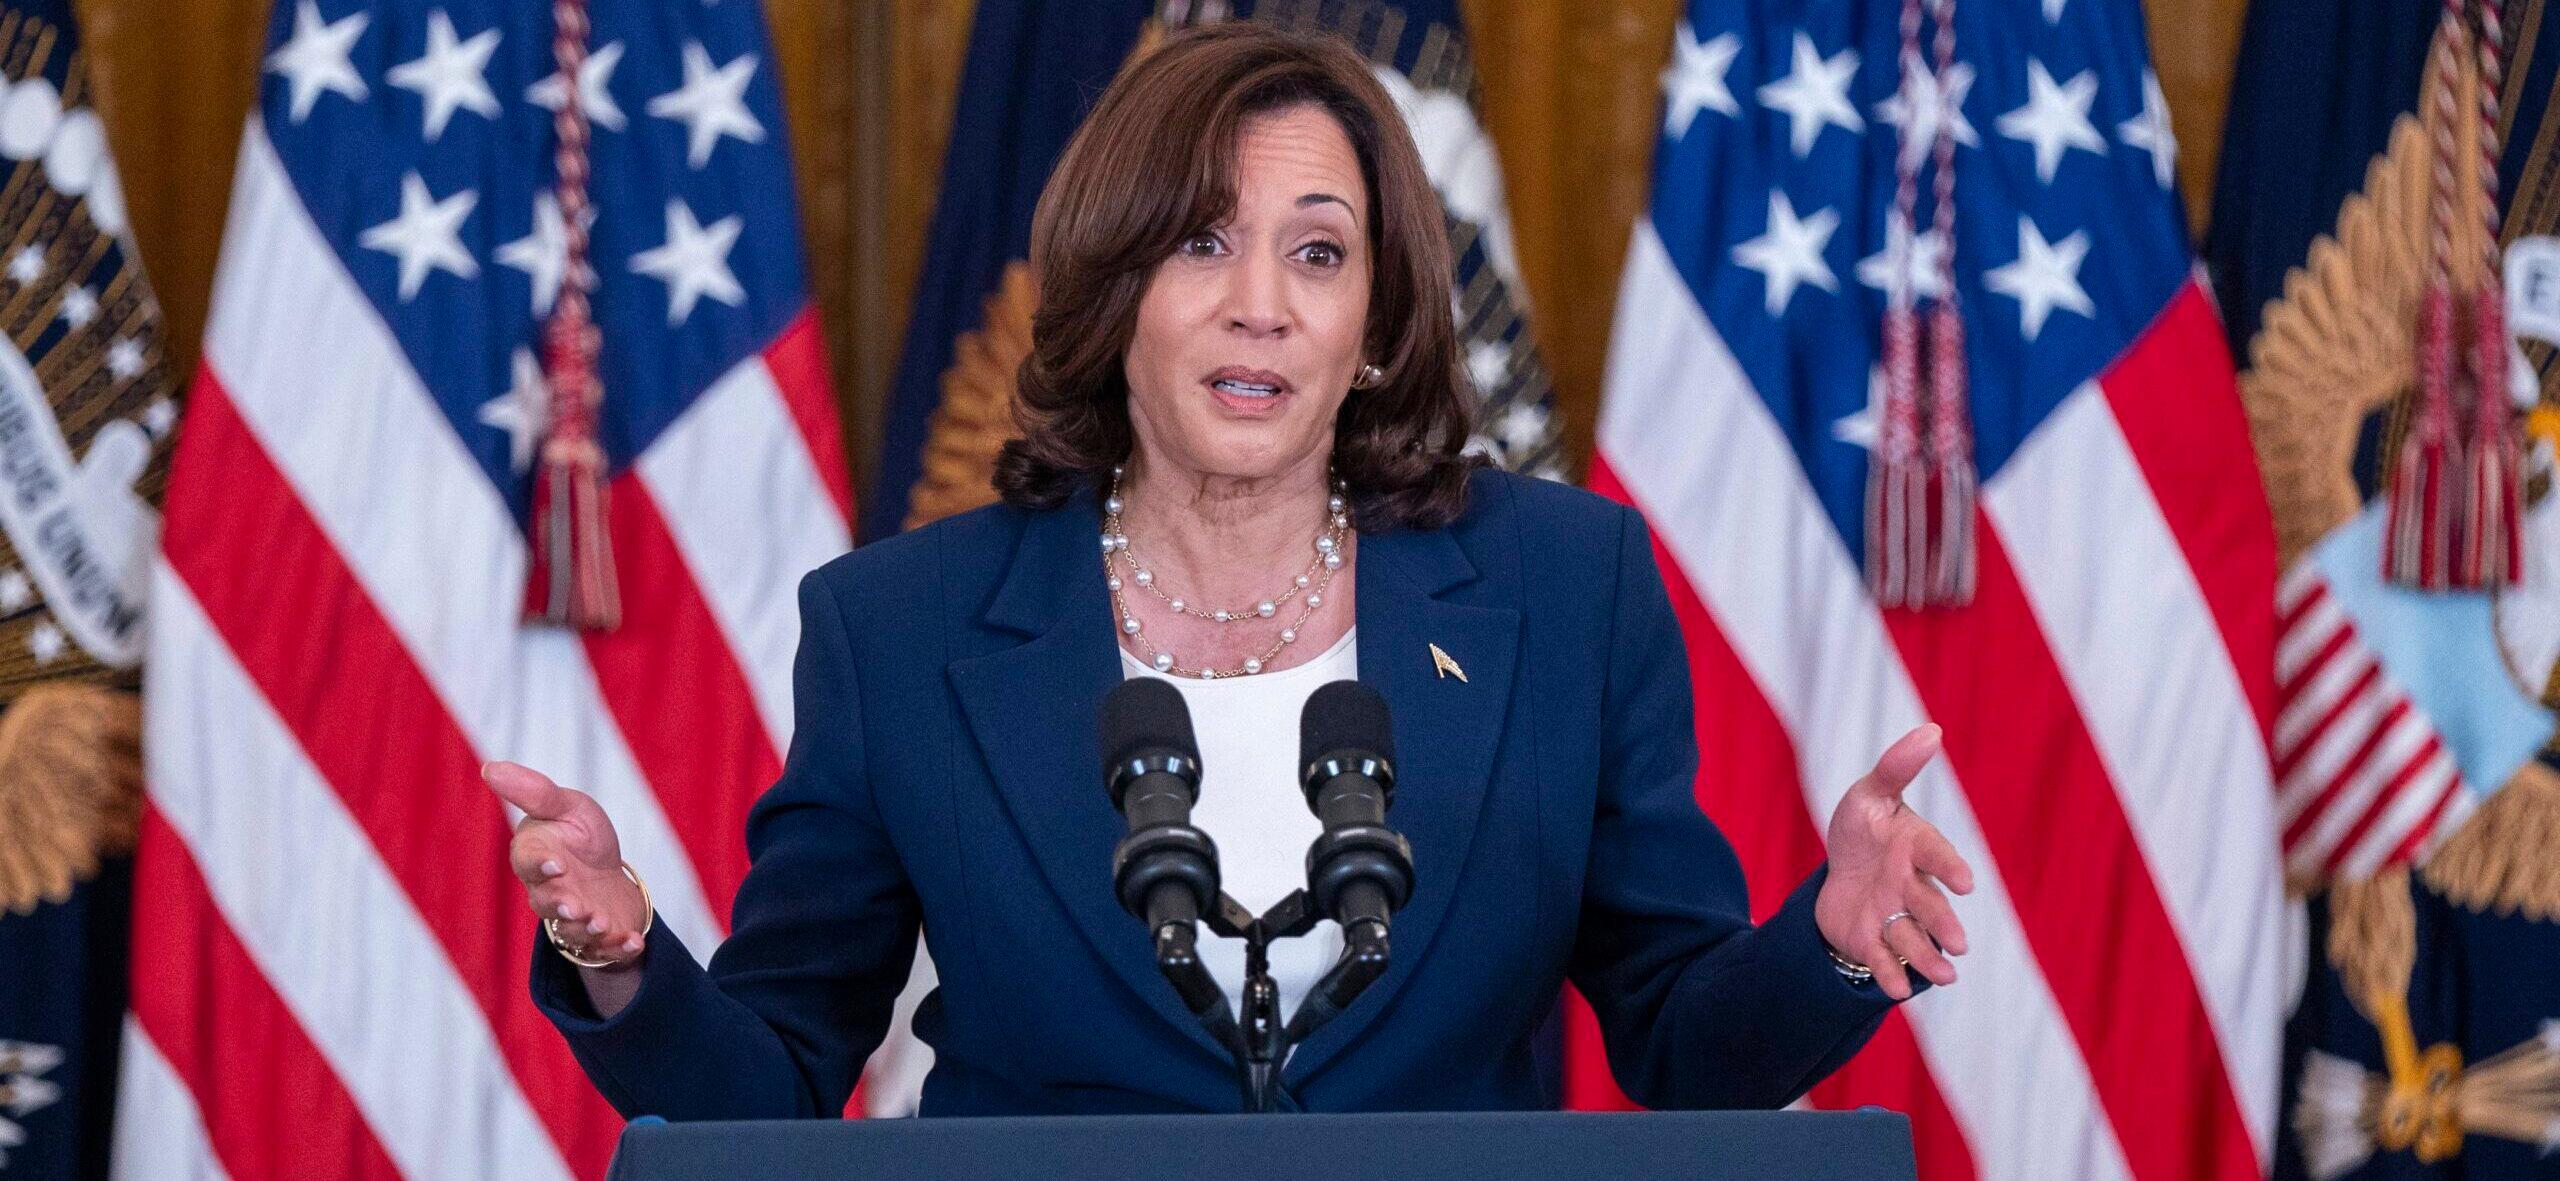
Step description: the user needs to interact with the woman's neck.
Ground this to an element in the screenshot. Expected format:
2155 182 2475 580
1117 450 1334 600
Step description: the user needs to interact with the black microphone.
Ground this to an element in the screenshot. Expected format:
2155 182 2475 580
1298 681 1414 934
1100 678 1220 937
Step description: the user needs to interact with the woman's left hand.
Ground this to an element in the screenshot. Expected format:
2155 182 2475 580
1813 724 1975 1000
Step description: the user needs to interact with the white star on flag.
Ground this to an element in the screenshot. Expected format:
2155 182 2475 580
6 246 41 284
2118 69 2177 190
498 191 590 316
647 42 766 168
527 40 627 133
1874 50 1977 170
479 346 550 473
1997 59 2106 183
1660 21 1741 139
1757 33 1862 157
630 198 744 324
29 620 64 664
0 570 29 612
1856 214 1950 304
105 337 144 380
2045 0 2071 20
1832 364 1891 450
1732 190 1839 316
60 285 97 328
361 171 479 300
1985 214 2093 340
141 397 176 438
267 0 370 124
1496 400 1550 455
386 9 500 142
1466 339 1512 395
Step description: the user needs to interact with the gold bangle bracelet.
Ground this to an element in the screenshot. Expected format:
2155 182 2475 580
543 861 653 969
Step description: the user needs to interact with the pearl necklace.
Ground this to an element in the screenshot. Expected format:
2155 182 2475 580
1100 465 1349 678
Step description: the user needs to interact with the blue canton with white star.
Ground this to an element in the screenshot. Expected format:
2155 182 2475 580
258 0 810 516
1653 0 2191 559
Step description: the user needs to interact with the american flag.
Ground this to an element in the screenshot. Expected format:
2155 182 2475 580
1583 1 2287 1179
112 1 850 1177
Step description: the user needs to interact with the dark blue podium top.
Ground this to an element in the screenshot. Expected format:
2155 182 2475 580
606 1109 1917 1180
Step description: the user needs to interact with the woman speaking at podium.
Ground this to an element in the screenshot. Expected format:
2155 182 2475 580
484 22 1974 1119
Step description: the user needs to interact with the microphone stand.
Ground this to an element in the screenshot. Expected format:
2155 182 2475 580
1148 888 1392 1113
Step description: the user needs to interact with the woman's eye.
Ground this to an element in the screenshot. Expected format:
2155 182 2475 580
1299 241 1344 267
1178 233 1223 257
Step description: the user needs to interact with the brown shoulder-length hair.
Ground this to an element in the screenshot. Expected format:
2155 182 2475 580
991 21 1479 531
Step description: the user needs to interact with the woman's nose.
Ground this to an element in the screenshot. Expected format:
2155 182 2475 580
1222 252 1290 338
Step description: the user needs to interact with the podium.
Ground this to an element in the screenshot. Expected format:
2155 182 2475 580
605 1109 1917 1180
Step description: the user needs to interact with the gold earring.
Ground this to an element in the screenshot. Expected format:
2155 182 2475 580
1352 363 1383 390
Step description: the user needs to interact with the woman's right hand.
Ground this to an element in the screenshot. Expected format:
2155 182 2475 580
485 761 650 966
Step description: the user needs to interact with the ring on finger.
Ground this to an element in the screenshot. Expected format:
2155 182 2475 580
1878 910 1921 966
546 914 633 968
542 862 654 969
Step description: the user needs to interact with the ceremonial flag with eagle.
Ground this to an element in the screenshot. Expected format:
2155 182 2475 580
2207 0 2560 1176
0 1 174 1175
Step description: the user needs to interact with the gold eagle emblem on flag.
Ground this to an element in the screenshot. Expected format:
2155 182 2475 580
2239 20 2560 1174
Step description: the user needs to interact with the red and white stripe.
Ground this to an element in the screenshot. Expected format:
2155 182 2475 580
1585 220 2283 1181
2271 562 2474 879
115 121 855 1180
107 1015 229 1181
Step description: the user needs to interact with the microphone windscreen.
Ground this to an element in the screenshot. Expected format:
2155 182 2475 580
1299 679 1394 769
1101 675 1200 774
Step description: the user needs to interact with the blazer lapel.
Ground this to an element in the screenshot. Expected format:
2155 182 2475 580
945 490 1236 1064
1284 523 1520 1087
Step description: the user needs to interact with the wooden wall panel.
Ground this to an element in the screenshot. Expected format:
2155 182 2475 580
70 0 266 378
766 0 860 484
845 0 975 493
1458 0 1681 478
2144 0 2249 234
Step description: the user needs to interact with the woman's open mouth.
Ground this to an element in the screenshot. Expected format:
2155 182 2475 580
1204 367 1292 416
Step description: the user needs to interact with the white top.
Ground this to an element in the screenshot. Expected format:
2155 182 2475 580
1121 627 1358 1025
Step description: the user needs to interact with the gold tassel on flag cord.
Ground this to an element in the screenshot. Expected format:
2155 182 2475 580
524 0 619 630
1867 0 1975 609
2387 0 2523 590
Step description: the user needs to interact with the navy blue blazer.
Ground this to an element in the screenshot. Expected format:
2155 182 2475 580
533 469 1897 1118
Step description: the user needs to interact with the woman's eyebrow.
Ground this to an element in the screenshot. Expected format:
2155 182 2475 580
1295 192 1354 213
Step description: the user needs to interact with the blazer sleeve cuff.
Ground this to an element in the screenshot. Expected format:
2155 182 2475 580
529 917 718 1113
1759 866 1913 1019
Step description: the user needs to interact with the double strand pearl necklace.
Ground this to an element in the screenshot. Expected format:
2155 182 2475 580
1100 465 1349 678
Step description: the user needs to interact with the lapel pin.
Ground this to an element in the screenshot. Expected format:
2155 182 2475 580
1429 643 1467 682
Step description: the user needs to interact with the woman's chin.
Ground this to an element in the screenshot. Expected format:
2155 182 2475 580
1165 418 1312 473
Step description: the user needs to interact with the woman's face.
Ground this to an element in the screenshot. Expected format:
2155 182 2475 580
1123 103 1373 485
